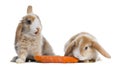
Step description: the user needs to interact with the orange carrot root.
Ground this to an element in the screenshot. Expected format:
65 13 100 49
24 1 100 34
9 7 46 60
34 56 79 63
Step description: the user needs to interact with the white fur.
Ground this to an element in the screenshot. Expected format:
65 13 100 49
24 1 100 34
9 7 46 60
30 18 41 35
28 14 42 35
16 58 25 63
73 42 81 59
28 13 42 27
73 47 90 60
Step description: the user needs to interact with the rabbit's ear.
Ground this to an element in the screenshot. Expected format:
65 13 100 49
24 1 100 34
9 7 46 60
64 33 80 56
27 5 33 14
64 41 76 56
92 42 111 58
15 23 23 43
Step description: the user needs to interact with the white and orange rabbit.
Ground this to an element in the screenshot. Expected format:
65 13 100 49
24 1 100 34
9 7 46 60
11 5 54 63
64 32 111 62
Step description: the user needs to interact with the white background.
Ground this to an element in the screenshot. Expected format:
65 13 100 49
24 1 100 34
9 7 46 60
0 0 119 67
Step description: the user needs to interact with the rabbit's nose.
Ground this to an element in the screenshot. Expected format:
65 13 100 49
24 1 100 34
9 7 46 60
35 28 39 34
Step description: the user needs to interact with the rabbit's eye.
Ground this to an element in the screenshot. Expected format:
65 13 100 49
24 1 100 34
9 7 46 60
26 20 31 24
84 47 88 50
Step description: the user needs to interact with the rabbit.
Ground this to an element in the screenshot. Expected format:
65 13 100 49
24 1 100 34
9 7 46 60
11 5 55 63
64 32 111 62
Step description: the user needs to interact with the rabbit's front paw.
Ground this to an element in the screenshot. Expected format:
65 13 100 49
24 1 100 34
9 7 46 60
16 58 25 63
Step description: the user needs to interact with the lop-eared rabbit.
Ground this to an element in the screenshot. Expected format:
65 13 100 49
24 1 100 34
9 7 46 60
64 32 111 62
11 5 54 63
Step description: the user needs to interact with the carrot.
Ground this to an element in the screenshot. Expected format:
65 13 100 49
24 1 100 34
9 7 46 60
34 56 79 63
